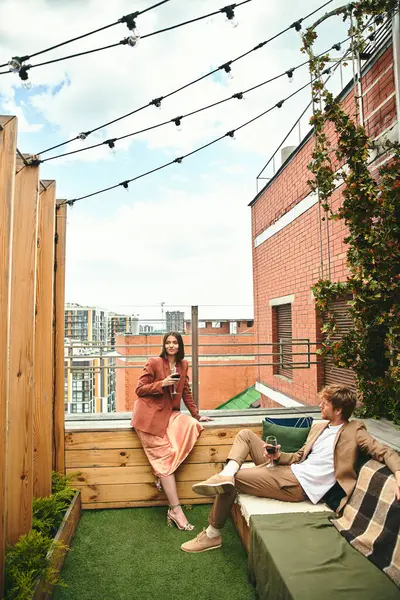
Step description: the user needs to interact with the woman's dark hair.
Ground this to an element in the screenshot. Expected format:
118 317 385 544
159 331 185 361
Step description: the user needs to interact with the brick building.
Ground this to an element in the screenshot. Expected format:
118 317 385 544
251 27 399 408
115 326 256 412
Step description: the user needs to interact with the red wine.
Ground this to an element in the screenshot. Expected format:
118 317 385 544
266 446 277 455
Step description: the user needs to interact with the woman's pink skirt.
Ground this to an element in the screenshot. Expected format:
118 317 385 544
136 411 204 477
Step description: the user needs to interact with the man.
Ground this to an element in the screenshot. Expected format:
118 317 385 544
181 385 400 553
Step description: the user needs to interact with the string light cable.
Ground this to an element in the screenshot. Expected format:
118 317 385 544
59 66 346 207
33 34 357 165
0 1 253 85
256 11 383 182
33 0 336 157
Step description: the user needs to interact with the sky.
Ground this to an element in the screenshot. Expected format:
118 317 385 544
0 0 348 321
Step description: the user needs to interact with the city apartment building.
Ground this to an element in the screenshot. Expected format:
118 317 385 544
64 303 108 344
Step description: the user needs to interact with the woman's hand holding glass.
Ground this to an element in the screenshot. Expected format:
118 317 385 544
162 375 179 387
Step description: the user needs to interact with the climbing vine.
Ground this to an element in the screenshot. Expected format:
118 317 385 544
303 0 400 421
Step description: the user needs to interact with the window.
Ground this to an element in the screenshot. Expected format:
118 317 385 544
322 298 356 390
229 321 237 335
212 321 221 328
273 303 293 379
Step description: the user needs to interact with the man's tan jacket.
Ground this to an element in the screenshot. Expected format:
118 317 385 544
278 419 400 512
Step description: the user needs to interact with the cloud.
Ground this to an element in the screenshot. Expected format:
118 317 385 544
65 178 254 310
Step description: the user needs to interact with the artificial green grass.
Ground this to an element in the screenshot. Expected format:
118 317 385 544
53 505 256 600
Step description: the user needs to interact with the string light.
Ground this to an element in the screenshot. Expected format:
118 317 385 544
0 1 254 75
8 57 23 72
34 0 338 156
35 33 358 165
150 97 163 109
78 132 88 141
0 1 173 70
222 62 234 81
172 117 183 131
19 66 32 90
286 68 294 83
291 20 302 32
6 57 33 89
221 4 239 28
121 12 141 47
121 181 129 190
105 139 117 155
59 63 361 207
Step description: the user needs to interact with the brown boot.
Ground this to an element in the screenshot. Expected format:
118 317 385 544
192 474 234 497
181 529 222 553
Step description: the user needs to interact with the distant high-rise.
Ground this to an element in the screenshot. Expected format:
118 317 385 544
64 303 108 344
64 303 139 414
108 312 139 347
166 310 185 333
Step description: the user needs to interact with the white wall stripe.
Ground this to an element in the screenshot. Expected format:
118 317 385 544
255 381 304 407
254 122 398 250
254 192 317 248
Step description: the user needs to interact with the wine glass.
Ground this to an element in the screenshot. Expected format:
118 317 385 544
265 435 278 469
170 365 179 395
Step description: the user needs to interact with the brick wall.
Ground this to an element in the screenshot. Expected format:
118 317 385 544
251 45 398 408
115 332 257 412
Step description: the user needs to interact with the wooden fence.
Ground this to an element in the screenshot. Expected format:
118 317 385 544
0 115 67 596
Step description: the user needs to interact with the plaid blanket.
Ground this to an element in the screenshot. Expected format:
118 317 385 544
331 459 400 588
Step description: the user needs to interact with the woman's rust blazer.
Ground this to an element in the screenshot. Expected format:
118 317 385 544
130 357 200 437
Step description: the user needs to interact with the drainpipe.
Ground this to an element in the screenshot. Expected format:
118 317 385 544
393 7 400 142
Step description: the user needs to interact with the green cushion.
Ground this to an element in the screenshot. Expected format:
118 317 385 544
262 421 310 452
249 513 400 600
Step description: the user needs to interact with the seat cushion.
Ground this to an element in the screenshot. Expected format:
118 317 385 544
236 463 332 525
248 512 400 600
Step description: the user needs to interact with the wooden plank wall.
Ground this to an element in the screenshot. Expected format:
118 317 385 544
66 425 262 509
53 201 67 474
34 181 56 498
0 115 17 595
0 114 65 598
6 153 40 544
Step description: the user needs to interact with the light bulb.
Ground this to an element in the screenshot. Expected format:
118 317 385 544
8 57 21 72
78 132 87 141
173 118 183 132
22 79 32 90
127 28 140 47
229 16 239 28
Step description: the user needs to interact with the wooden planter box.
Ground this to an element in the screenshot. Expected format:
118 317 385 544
32 491 81 599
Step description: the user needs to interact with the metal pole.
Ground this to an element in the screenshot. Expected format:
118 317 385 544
393 7 400 143
191 305 199 409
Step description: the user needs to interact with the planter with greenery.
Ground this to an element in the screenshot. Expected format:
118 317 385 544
4 473 81 600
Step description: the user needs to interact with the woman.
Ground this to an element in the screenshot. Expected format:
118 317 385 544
131 331 212 531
